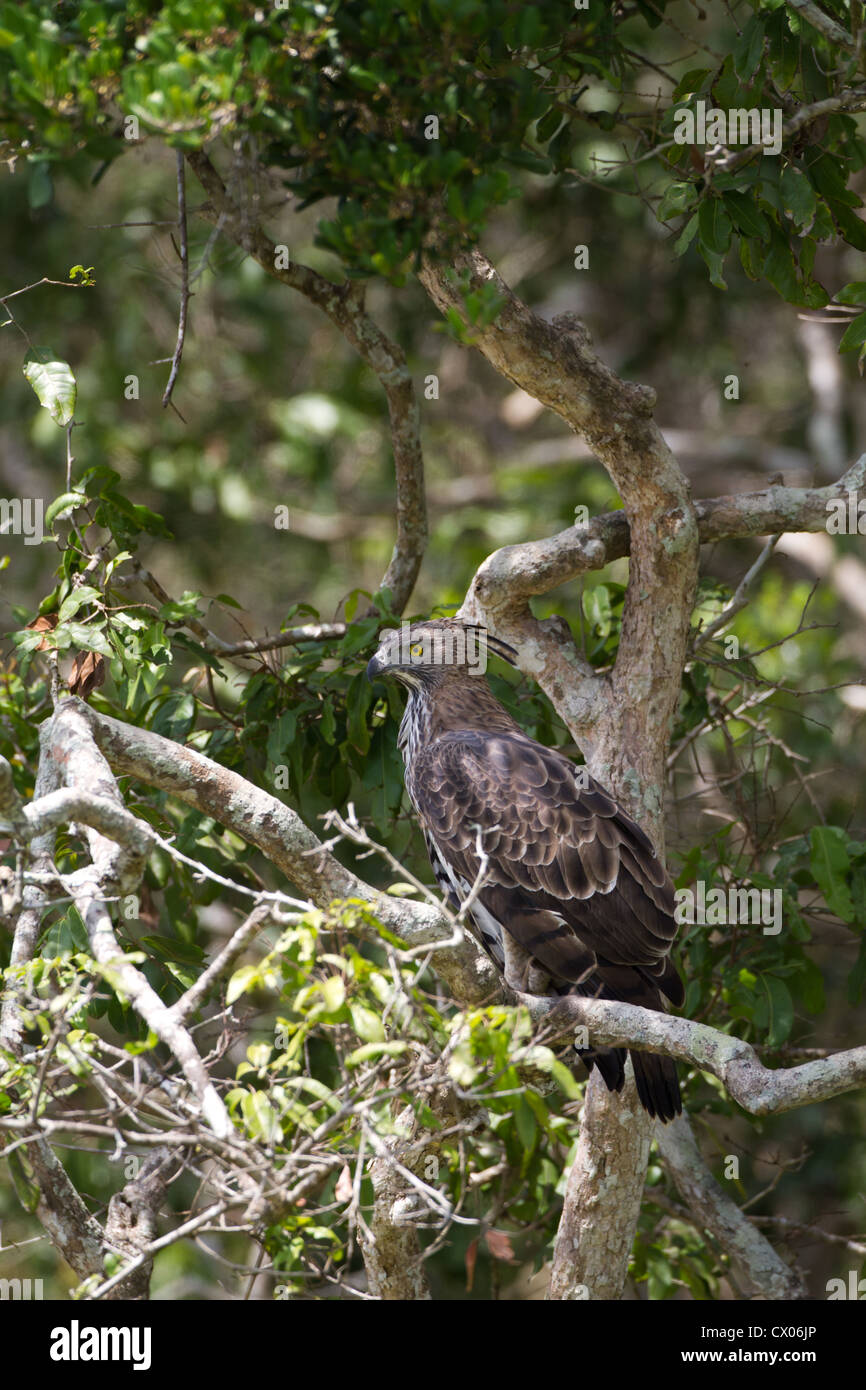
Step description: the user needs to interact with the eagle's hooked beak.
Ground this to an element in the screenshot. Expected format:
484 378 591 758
365 652 385 682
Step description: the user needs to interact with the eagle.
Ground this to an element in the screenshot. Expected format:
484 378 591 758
366 618 684 1122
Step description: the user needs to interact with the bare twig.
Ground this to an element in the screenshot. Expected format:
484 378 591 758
162 151 191 409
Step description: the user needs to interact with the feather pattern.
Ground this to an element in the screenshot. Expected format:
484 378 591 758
366 619 684 1122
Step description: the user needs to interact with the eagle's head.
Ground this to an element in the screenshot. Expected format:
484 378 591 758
366 619 516 689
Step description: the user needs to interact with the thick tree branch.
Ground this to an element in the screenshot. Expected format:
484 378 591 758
547 1067 654 1300
61 698 496 1005
419 249 699 835
784 4 856 57
465 453 866 605
657 1116 807 1299
524 992 866 1114
104 1148 177 1300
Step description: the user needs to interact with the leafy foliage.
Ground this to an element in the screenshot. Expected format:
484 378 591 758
2 0 866 304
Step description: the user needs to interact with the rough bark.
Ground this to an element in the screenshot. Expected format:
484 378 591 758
657 1117 807 1300
547 1068 653 1300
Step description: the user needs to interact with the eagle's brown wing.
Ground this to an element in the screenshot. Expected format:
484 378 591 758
408 729 682 997
407 728 683 1120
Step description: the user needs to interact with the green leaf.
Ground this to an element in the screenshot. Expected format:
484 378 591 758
350 1002 385 1043
698 240 728 291
139 935 205 966
827 198 866 253
761 976 794 1047
320 697 336 745
514 1094 537 1153
241 1090 281 1143
320 975 345 1012
835 281 866 307
582 584 612 640
733 15 764 81
44 492 86 530
672 68 711 101
762 229 800 301
838 311 866 355
722 191 770 240
23 349 77 425
673 213 699 256
658 181 694 222
780 166 817 229
698 198 733 255
810 826 854 918
227 963 262 1004
57 584 101 621
346 1041 408 1068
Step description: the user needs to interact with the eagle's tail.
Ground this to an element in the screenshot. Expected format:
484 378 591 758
629 1049 681 1123
572 1045 681 1121
570 966 683 1122
575 1044 626 1095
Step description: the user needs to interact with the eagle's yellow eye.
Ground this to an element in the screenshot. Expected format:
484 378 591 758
409 642 424 659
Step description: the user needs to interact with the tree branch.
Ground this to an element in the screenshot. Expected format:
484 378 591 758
657 1115 807 1299
524 992 866 1114
60 698 496 1006
547 1067 654 1300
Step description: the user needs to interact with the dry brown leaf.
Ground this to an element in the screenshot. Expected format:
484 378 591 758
485 1229 517 1263
335 1165 353 1204
25 613 58 651
68 650 106 699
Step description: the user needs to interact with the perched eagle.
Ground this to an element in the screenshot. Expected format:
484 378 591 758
366 618 684 1122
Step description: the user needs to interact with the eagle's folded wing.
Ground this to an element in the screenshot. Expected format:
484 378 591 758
409 729 683 1005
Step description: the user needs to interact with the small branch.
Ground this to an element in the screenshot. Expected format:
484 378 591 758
162 151 190 410
318 804 469 960
210 623 347 656
750 1214 866 1259
170 901 274 1021
116 561 348 658
717 87 866 172
467 455 866 614
783 1 857 55
692 535 779 653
